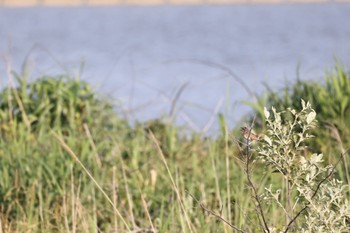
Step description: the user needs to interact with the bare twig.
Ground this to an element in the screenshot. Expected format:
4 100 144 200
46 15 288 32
125 227 156 233
242 120 270 233
168 82 188 119
166 59 256 101
187 192 246 233
201 97 224 134
283 148 350 233
245 155 270 233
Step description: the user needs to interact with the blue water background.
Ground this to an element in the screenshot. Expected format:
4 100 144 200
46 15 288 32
1 4 350 133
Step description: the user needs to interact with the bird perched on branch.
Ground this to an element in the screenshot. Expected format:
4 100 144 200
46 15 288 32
240 127 262 142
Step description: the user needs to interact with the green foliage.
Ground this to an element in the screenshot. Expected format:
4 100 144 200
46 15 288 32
0 75 131 231
252 64 350 120
0 75 243 232
248 64 350 166
0 75 123 134
256 100 350 232
259 100 317 179
1 73 349 232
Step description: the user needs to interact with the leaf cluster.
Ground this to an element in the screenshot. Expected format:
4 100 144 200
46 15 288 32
256 100 350 232
247 64 350 158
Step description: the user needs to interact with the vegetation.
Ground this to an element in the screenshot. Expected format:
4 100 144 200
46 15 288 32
246 64 350 186
247 64 350 155
0 66 349 232
252 100 350 232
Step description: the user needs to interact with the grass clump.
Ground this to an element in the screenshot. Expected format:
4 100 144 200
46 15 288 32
0 75 131 231
0 74 245 232
0 69 349 232
0 75 125 134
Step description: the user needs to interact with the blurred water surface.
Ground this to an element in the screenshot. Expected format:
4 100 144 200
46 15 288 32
1 4 350 132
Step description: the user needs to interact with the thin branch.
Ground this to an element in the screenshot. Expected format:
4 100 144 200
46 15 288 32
168 82 188 118
187 192 246 233
166 59 257 101
245 158 270 233
283 148 350 233
125 227 156 233
243 120 270 233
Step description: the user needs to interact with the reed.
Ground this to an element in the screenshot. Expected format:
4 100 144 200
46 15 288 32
0 65 349 232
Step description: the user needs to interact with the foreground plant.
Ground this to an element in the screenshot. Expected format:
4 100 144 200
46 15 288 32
247 65 350 166
2 73 350 232
242 100 350 232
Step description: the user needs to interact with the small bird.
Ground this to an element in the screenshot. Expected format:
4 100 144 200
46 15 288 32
240 127 261 141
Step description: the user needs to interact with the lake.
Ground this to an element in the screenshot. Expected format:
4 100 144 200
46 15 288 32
1 4 350 133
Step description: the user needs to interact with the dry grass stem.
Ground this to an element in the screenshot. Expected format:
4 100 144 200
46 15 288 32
148 131 193 233
188 193 245 233
140 193 156 233
83 123 102 167
121 159 136 228
51 131 131 232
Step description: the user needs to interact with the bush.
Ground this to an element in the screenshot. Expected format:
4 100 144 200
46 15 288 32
0 75 130 230
0 75 126 135
237 100 350 232
247 64 350 155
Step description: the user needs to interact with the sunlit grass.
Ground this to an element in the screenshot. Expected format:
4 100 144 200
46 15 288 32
0 65 349 232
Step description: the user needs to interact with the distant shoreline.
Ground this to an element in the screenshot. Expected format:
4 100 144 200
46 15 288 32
1 0 348 7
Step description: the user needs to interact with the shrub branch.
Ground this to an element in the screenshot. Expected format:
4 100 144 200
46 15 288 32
243 124 270 233
283 148 350 233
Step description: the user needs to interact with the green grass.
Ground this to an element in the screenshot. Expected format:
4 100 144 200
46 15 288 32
245 63 350 184
0 74 251 232
0 65 349 232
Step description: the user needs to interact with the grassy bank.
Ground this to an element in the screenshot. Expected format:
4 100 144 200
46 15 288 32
0 66 350 232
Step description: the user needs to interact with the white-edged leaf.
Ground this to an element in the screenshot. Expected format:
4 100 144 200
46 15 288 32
310 153 323 164
264 107 270 119
301 99 306 109
306 111 316 124
289 108 297 115
263 135 272 146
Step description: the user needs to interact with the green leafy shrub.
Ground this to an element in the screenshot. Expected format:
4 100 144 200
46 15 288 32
0 75 126 135
0 75 131 229
244 65 350 195
241 100 350 232
247 65 350 157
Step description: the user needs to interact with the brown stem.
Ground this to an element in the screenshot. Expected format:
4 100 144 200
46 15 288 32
283 148 350 233
188 193 246 233
246 158 270 233
244 126 270 233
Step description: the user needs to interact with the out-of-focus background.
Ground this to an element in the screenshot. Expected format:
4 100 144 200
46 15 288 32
1 0 349 5
1 0 350 133
2 2 350 233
